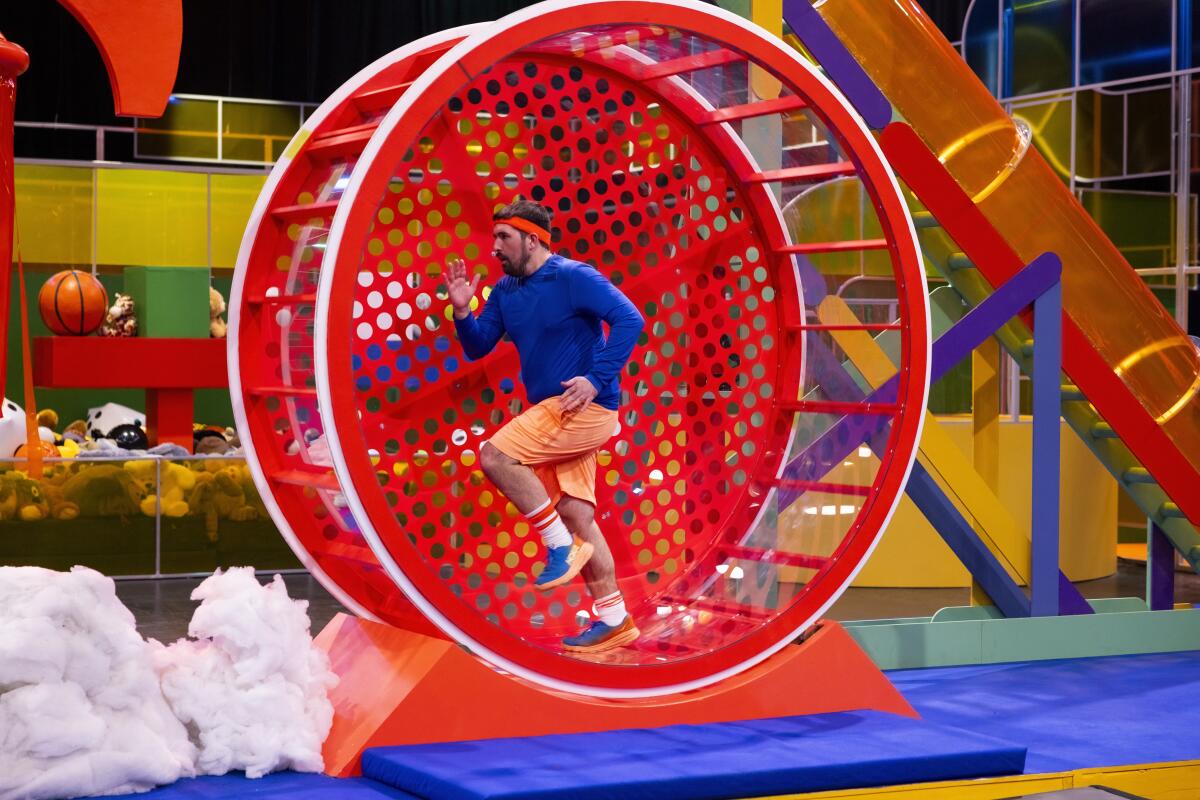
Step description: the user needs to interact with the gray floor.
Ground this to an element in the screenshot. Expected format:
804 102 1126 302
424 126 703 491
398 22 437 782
114 559 1200 643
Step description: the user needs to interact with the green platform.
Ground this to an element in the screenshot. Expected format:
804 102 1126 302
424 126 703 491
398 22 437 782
845 600 1200 670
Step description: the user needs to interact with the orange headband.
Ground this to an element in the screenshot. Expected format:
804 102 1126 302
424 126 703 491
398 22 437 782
497 216 552 243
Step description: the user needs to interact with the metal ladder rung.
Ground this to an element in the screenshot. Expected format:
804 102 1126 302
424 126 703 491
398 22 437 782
790 322 902 332
947 252 974 271
323 539 377 563
782 399 899 416
778 238 888 255
1061 384 1086 402
698 95 808 125
271 200 339 223
246 293 317 305
270 466 339 492
1122 467 1157 485
1159 502 1186 520
719 545 830 570
249 385 318 398
305 123 375 160
745 161 857 184
352 81 414 114
755 478 872 497
639 48 744 80
912 210 940 229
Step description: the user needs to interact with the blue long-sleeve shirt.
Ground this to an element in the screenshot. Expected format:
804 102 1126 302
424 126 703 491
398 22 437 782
453 255 644 410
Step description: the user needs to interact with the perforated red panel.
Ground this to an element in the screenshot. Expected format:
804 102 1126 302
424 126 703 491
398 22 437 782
234 1 929 697
343 49 795 656
230 31 472 632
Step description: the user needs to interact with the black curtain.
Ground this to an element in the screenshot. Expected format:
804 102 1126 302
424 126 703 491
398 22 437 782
0 0 969 126
0 0 543 124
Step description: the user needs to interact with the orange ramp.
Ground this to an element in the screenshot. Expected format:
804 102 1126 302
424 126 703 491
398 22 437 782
315 613 915 777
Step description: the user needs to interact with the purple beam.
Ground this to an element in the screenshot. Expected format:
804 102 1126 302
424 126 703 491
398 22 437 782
781 0 892 129
1148 522 1175 611
779 252 1062 503
1030 278 1062 616
906 460 1030 618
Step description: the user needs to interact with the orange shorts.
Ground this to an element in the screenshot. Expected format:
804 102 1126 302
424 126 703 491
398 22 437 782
486 397 618 507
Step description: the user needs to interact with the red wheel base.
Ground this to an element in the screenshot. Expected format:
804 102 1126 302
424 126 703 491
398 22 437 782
316 613 916 777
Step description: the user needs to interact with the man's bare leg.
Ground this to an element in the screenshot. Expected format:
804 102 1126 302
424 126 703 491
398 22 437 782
556 495 618 599
557 494 639 651
479 442 551 514
480 442 592 589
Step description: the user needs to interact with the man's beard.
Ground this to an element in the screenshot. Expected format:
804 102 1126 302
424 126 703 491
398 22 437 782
499 252 529 277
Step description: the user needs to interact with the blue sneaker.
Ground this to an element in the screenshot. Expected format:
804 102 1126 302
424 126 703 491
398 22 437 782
533 539 593 590
563 616 640 653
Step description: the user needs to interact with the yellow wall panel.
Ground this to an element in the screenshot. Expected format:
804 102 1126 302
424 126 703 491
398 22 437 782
96 169 208 267
210 173 267 268
855 417 1117 588
16 165 263 270
13 165 93 265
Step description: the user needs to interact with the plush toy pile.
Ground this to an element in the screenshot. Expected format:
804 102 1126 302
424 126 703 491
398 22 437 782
0 400 262 537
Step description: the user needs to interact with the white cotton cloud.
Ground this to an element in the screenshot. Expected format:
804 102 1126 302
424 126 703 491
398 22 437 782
0 566 340 800
0 566 196 800
153 568 338 779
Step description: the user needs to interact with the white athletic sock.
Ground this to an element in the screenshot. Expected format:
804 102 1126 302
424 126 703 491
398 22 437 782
526 499 572 549
593 591 627 627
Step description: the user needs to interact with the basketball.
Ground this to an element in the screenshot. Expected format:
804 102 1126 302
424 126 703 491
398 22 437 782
38 270 108 336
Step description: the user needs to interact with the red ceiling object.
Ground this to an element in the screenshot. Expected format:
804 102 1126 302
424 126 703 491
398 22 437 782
56 0 182 117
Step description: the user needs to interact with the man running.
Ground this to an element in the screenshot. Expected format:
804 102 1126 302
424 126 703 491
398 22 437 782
447 199 644 654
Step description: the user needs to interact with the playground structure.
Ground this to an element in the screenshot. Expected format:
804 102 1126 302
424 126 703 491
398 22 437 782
0 0 1195 796
230 0 1200 711
230 1 933 699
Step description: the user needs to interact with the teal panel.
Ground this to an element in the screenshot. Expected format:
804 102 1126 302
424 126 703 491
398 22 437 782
931 605 1005 622
848 607 1200 670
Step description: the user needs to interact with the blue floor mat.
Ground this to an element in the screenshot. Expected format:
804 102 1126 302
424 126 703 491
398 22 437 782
84 650 1200 799
132 772 419 799
890 650 1200 773
361 710 1026 800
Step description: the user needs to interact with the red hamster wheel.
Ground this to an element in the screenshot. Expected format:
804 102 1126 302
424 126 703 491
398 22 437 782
231 0 930 698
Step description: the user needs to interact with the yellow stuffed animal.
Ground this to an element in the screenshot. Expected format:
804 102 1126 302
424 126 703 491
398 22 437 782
125 459 193 517
40 480 79 520
187 464 258 541
0 471 49 521
61 464 145 518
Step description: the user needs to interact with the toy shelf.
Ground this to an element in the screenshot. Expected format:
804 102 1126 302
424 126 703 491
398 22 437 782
32 336 227 450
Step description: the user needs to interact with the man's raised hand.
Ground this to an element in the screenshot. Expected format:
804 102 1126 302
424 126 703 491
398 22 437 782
447 258 481 319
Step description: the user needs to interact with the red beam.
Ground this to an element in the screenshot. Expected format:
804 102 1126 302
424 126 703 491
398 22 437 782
880 120 1200 526
33 336 226 389
0 35 28 403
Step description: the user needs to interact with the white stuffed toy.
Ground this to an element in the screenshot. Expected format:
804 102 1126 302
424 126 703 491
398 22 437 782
86 402 145 439
0 398 26 457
